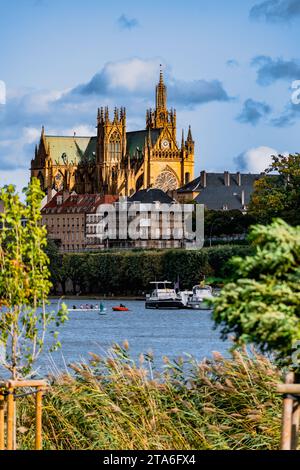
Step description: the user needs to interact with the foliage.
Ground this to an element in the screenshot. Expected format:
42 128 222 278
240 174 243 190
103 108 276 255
249 153 300 225
204 209 255 238
213 219 300 365
48 245 252 295
17 345 282 450
0 179 68 379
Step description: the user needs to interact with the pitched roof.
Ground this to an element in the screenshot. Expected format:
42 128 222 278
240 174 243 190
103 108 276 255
129 188 174 204
126 129 161 157
45 135 97 165
42 192 118 214
178 172 266 210
44 129 162 164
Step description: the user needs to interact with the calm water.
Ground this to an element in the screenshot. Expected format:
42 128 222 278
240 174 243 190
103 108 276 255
40 299 231 376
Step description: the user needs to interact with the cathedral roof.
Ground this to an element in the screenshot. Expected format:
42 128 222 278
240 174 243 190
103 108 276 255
44 135 97 165
126 129 161 157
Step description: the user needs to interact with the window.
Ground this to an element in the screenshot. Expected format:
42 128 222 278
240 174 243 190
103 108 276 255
185 172 190 184
108 131 121 162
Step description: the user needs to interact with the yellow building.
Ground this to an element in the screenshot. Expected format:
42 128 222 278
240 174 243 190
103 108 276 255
31 72 195 197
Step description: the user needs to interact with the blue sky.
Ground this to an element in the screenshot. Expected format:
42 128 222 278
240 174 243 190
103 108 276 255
0 0 300 192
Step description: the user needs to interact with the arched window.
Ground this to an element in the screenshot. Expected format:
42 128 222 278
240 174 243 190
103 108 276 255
185 172 190 184
108 131 121 163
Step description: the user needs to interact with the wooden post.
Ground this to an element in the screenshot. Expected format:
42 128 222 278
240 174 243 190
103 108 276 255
281 372 295 451
0 391 5 450
291 400 300 450
35 386 43 450
6 387 15 450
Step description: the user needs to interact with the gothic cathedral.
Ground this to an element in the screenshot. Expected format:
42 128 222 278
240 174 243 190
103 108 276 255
31 72 195 196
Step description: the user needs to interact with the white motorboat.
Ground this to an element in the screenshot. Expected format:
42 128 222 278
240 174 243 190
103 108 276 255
186 285 214 310
145 281 186 309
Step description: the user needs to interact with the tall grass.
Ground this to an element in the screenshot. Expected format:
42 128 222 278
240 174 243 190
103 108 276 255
17 344 282 450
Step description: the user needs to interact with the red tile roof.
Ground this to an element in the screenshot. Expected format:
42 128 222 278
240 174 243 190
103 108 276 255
42 192 118 214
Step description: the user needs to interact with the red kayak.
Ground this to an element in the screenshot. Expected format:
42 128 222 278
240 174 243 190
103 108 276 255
112 306 129 312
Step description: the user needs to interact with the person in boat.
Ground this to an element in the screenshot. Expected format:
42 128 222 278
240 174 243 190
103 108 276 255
119 303 126 308
73 305 76 309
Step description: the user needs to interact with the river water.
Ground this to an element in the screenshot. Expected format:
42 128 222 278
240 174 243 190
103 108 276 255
40 299 231 376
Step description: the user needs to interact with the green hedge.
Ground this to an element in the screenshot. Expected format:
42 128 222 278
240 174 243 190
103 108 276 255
49 245 253 295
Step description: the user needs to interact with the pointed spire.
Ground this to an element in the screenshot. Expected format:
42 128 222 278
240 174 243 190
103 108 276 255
156 66 167 111
187 125 193 142
41 125 45 136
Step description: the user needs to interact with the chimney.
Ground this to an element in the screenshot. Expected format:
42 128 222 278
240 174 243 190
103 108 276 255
241 190 245 207
63 190 70 203
56 194 63 206
200 170 207 188
237 172 241 186
224 171 230 187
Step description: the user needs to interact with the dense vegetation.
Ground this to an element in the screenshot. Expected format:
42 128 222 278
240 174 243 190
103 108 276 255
17 345 282 450
46 242 253 295
249 153 300 225
213 219 300 365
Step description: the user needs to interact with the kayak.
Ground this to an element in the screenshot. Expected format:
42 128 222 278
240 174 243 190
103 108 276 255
112 306 129 312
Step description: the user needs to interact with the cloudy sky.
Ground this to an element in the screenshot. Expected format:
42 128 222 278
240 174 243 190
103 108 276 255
0 0 300 193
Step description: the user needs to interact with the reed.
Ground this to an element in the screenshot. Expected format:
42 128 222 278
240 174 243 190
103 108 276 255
16 345 283 450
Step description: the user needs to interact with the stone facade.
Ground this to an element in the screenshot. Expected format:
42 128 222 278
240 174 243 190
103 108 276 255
31 72 195 198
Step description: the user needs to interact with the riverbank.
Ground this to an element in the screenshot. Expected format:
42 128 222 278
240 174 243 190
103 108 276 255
50 295 145 300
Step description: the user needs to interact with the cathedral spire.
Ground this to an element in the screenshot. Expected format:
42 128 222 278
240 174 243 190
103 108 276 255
181 129 185 149
187 125 193 142
156 67 167 111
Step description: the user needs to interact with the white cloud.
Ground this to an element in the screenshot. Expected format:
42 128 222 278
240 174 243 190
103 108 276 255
105 58 160 92
0 127 40 170
0 80 6 105
236 146 279 173
0 168 30 199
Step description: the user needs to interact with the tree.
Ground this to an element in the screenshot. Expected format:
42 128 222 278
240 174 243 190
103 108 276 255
213 219 300 365
0 178 68 379
45 238 67 295
249 153 300 225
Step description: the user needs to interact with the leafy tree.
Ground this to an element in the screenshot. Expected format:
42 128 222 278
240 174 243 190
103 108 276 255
213 219 300 365
0 178 68 379
249 153 300 225
204 209 255 242
45 238 67 294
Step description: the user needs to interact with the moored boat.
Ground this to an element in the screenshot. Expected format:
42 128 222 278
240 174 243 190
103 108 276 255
186 285 214 310
145 281 186 309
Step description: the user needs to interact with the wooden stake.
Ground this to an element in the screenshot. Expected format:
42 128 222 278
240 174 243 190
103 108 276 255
291 400 300 450
281 372 295 451
35 386 43 450
0 391 5 450
6 387 14 450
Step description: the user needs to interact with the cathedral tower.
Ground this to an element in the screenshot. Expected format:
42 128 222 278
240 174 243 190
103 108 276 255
96 106 127 194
